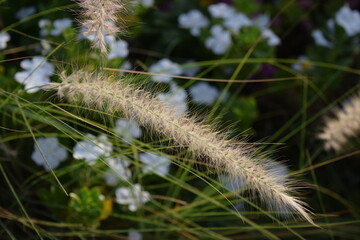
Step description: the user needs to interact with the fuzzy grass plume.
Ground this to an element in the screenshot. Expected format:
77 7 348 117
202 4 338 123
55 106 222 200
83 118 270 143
75 0 126 54
49 70 314 224
318 92 360 152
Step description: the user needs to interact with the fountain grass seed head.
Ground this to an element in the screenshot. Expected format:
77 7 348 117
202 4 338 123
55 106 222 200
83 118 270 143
48 70 315 224
75 0 128 54
318 92 360 152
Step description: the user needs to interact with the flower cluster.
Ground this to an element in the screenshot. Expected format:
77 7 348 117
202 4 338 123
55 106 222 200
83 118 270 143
114 118 142 143
178 3 281 55
115 184 151 211
31 137 68 170
139 152 171 176
14 56 54 93
39 18 72 37
148 58 220 111
78 24 129 60
103 157 132 186
312 5 360 49
73 134 113 165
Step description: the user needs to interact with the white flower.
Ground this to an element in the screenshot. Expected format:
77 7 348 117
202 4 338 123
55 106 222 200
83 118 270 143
115 119 142 142
182 60 200 77
220 174 246 211
39 19 52 37
139 152 171 176
268 163 289 185
120 61 132 71
103 157 131 186
78 25 116 44
14 56 54 93
292 56 313 72
0 32 10 50
149 59 182 83
73 134 113 165
157 83 188 117
107 40 129 59
51 18 72 36
31 137 68 170
39 39 52 55
128 230 142 240
205 25 232 55
178 10 209 36
208 3 236 19
189 82 220 106
224 13 252 33
335 5 360 36
115 184 150 211
261 28 281 46
312 29 333 48
16 6 36 20
253 14 270 29
220 174 246 192
137 0 154 7
253 14 280 46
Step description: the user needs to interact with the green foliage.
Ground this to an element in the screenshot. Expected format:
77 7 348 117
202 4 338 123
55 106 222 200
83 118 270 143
68 188 103 229
231 97 258 130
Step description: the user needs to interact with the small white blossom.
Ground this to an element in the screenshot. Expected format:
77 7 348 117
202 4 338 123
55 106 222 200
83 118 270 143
268 163 289 185
120 61 132 71
312 29 333 48
16 6 36 20
139 152 171 177
189 82 220 106
103 157 131 186
253 14 281 46
137 0 154 7
115 184 150 211
39 19 52 37
261 28 281 46
224 13 252 33
205 25 232 55
149 59 182 83
108 40 129 59
178 10 209 36
208 3 236 19
335 5 360 36
39 40 52 55
0 32 10 50
51 18 72 36
292 56 313 72
115 119 142 142
73 134 113 165
31 137 68 170
78 25 116 44
128 230 142 240
253 14 270 29
14 56 54 93
157 83 188 117
220 174 246 211
182 60 201 77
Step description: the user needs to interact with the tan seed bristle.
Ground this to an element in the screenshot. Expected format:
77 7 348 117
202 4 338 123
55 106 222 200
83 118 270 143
318 92 360 152
48 70 315 224
75 0 126 54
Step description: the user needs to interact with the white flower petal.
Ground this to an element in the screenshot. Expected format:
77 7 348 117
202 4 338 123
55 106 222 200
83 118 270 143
31 137 68 170
189 82 220 106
